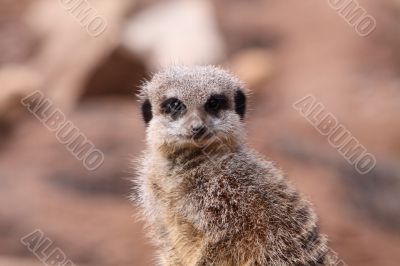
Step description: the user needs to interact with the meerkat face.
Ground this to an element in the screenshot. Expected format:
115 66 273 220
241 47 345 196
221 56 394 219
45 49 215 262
140 66 247 152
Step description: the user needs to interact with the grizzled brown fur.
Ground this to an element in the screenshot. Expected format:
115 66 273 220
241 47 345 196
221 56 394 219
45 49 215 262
133 66 339 266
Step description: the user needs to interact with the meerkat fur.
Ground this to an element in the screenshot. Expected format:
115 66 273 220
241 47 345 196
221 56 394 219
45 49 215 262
133 65 338 266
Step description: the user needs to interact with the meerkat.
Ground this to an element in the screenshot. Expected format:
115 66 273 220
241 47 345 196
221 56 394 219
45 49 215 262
133 65 339 266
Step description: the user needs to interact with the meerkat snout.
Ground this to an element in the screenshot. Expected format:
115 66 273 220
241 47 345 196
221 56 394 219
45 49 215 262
191 124 206 139
186 112 206 139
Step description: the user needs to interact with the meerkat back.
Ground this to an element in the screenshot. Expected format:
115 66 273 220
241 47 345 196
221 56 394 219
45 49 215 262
133 65 339 266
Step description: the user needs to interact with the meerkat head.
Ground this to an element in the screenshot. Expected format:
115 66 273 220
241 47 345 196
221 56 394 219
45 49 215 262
139 65 247 154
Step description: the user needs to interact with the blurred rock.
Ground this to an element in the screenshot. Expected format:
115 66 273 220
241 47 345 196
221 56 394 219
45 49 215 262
0 0 40 133
122 0 225 70
0 257 42 266
0 0 35 23
24 0 135 111
0 20 39 65
211 0 281 53
354 1 395 72
379 0 400 71
80 46 148 100
0 66 41 128
226 48 274 92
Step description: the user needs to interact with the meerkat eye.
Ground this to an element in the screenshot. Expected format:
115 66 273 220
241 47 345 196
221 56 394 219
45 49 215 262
205 94 228 115
161 97 186 118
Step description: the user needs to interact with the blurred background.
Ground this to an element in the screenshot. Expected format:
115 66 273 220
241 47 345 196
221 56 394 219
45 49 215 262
1 0 400 265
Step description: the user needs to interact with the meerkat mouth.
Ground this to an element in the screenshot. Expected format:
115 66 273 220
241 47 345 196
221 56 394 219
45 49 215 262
174 132 215 147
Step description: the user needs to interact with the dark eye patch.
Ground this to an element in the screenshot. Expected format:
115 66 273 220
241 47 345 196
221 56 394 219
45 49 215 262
161 97 186 119
141 99 152 125
205 94 229 116
234 90 246 119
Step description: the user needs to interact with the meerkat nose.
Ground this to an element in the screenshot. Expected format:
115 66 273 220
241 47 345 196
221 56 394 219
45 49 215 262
192 125 207 139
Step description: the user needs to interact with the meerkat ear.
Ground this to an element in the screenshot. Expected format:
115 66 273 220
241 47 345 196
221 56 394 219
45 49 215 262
141 99 153 125
234 90 246 119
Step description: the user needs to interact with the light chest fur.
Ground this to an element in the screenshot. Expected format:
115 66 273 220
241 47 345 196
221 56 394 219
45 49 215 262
141 151 209 266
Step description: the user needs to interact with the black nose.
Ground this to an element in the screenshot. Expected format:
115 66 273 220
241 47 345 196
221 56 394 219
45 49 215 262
192 125 206 138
